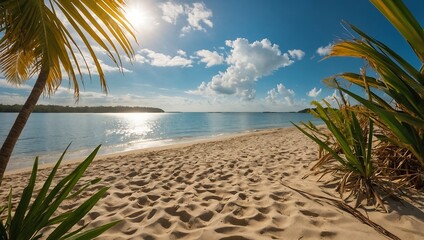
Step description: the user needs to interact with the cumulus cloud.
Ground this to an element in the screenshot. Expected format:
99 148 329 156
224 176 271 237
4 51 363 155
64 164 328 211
266 83 295 105
177 49 187 56
288 49 305 60
183 3 213 32
307 87 322 97
189 38 302 100
195 50 224 67
159 2 184 24
316 43 333 56
160 2 213 35
133 49 192 67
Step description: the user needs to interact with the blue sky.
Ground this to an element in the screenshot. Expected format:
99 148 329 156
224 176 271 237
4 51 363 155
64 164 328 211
0 0 423 112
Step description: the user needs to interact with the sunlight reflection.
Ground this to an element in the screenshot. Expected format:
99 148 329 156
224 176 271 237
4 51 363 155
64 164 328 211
104 113 165 142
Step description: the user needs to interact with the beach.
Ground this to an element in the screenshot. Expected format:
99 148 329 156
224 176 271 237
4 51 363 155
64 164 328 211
1 127 423 239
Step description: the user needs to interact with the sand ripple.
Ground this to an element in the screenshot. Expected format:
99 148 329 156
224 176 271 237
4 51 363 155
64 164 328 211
1 128 424 239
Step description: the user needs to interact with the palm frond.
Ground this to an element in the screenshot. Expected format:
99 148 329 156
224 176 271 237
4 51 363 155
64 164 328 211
370 0 424 63
0 0 135 97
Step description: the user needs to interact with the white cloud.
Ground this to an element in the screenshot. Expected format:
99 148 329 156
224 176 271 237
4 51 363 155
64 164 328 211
68 51 132 77
183 3 213 33
288 49 305 60
266 88 278 103
316 43 333 56
324 90 339 102
0 77 309 112
177 49 187 56
189 38 301 100
0 93 28 105
307 87 322 97
322 90 348 108
159 2 184 24
160 2 213 36
133 49 192 67
266 83 295 105
99 60 132 73
0 79 32 90
195 50 224 67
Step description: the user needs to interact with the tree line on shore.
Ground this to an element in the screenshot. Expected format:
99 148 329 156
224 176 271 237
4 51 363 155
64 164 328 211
0 104 164 113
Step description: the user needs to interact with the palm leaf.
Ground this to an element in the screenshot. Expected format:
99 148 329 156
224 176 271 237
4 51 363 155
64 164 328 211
0 0 135 97
1 145 118 239
370 0 424 63
64 220 120 240
9 157 38 239
46 187 109 240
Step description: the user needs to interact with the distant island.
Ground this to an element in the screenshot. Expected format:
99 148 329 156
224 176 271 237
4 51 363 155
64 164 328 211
0 104 164 113
297 108 313 113
297 107 339 113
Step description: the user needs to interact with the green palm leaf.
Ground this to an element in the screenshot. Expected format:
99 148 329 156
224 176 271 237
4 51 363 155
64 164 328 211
370 0 424 63
0 145 118 239
0 0 135 96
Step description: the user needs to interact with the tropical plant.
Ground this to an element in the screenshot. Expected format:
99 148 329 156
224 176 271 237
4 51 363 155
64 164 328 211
0 145 119 239
328 0 424 167
293 95 386 211
0 0 136 181
294 0 423 210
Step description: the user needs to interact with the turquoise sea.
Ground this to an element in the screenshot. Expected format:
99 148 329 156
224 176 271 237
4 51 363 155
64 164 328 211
0 112 321 171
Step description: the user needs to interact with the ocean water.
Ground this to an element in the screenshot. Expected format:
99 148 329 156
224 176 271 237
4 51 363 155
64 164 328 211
0 112 321 170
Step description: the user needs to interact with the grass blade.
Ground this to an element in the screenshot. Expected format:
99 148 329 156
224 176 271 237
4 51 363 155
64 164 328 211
9 157 38 239
47 187 109 240
64 221 120 240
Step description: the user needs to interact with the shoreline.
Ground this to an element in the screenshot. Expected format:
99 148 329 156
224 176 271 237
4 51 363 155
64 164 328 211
5 127 276 175
4 127 286 175
2 112 323 173
1 127 423 239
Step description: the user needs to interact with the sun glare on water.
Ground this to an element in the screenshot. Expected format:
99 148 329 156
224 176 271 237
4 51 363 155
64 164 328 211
125 2 156 32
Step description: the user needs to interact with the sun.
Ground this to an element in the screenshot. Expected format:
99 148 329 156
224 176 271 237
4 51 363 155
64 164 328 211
125 2 156 32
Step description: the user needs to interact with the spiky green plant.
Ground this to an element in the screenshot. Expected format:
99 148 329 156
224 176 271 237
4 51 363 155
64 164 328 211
0 145 119 239
328 0 424 167
293 96 386 211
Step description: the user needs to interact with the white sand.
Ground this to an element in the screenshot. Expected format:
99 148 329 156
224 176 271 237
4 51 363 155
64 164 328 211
1 127 423 239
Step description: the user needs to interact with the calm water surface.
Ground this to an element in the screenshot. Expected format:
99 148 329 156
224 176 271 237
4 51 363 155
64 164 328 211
0 112 320 170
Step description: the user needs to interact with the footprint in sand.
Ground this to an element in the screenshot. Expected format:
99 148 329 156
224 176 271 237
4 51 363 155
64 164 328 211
257 206 271 214
171 230 190 239
203 195 223 201
321 231 337 238
88 211 101 220
215 226 240 234
198 210 215 222
224 215 248 226
147 194 160 201
157 217 173 229
220 236 252 240
126 210 146 223
299 209 319 217
147 209 157 220
261 226 284 233
165 206 192 223
113 191 133 198
129 179 148 187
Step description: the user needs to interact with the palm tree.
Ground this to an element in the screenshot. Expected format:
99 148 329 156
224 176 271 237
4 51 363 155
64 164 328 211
0 0 135 181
